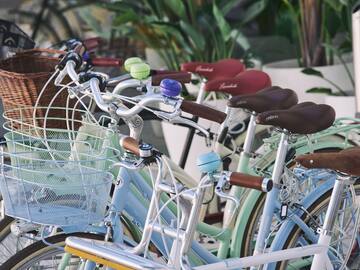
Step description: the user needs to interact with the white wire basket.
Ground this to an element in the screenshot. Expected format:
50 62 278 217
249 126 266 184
3 106 120 168
0 152 114 226
0 106 120 226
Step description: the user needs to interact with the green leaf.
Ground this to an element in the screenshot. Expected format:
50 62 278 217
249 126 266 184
322 42 350 56
100 2 144 13
152 22 193 53
213 3 231 41
306 87 333 95
324 0 343 12
301 68 324 78
241 0 268 25
113 9 138 25
164 0 186 19
179 21 205 51
220 0 241 15
230 29 250 50
78 8 109 39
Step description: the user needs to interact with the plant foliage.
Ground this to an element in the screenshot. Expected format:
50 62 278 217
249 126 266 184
100 0 249 70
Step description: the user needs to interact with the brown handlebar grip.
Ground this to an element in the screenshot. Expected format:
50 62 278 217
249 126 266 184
120 136 140 156
229 172 273 192
180 100 227 124
83 37 102 51
92 57 123 67
152 72 191 86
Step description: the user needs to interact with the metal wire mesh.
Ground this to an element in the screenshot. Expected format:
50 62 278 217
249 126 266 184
0 106 119 226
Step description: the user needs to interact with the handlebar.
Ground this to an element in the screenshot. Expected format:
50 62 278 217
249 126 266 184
88 77 225 129
214 171 272 208
120 136 140 156
54 60 78 85
115 94 176 117
180 100 227 124
88 76 172 117
59 67 225 141
229 172 273 192
89 78 111 112
66 61 80 83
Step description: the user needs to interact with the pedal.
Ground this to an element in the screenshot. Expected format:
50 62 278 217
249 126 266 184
65 237 170 270
10 220 40 236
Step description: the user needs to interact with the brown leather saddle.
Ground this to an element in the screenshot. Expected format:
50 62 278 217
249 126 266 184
296 147 360 176
228 86 298 113
256 102 335 134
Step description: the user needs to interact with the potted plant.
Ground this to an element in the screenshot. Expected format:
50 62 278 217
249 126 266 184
262 0 356 115
101 1 251 70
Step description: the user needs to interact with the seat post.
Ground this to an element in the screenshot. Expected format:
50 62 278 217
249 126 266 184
310 175 347 270
242 113 257 156
251 131 289 262
179 80 206 169
222 112 257 228
196 80 207 104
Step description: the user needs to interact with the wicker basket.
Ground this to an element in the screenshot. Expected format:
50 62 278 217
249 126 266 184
0 49 74 128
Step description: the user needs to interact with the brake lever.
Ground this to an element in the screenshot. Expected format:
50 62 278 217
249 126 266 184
214 172 240 210
156 100 210 137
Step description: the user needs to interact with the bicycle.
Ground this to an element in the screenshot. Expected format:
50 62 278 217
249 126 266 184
1 65 358 269
4 107 358 269
0 47 358 268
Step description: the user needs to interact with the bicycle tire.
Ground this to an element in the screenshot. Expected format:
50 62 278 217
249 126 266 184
272 182 360 270
0 232 104 270
0 212 144 266
0 215 38 265
0 216 13 241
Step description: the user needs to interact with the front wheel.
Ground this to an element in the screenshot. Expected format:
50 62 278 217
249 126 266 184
0 232 105 270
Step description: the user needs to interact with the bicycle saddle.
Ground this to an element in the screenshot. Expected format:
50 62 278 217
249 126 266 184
181 59 245 80
204 70 271 96
227 86 298 113
256 103 335 134
295 147 360 176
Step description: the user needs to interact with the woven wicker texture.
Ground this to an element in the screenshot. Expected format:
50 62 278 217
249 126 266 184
0 49 75 128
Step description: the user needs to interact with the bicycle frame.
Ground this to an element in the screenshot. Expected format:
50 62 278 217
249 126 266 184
60 115 360 263
35 71 360 268
65 164 353 270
